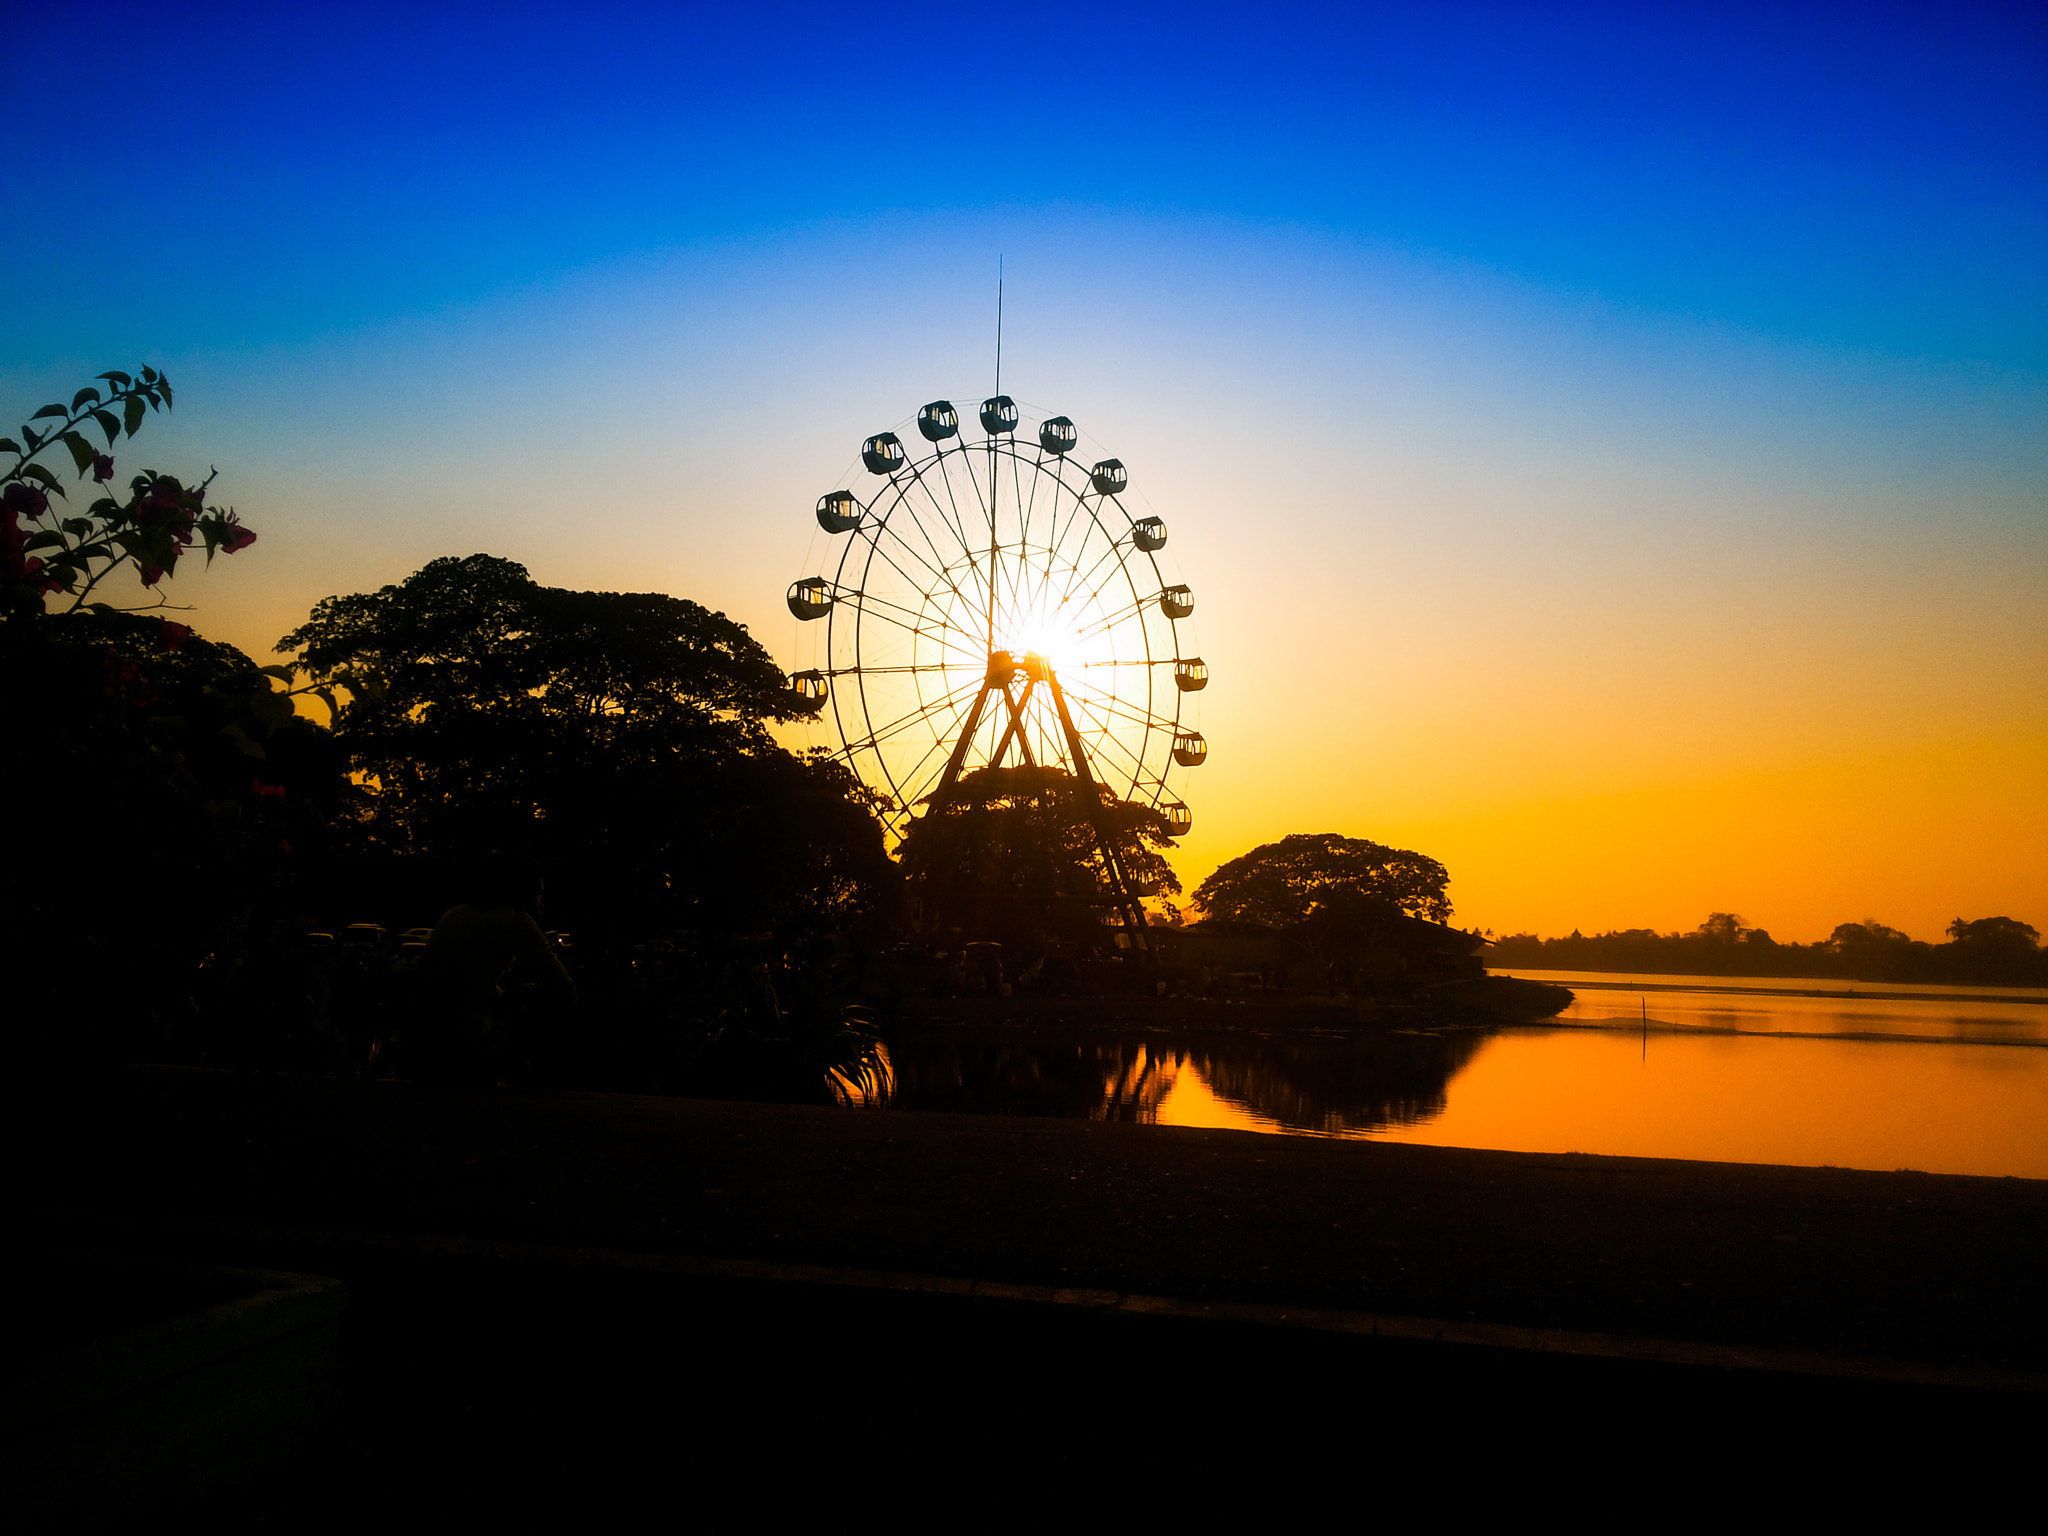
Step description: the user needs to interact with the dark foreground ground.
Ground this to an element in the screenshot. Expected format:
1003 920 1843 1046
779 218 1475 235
18 1066 2047 1523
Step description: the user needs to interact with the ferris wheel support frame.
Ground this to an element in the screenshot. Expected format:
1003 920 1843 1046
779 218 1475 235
924 648 1154 954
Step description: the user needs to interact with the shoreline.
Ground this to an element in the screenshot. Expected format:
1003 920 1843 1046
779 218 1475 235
1488 970 2048 1006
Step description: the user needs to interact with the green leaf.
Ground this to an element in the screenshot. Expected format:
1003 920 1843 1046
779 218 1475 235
0 439 17 454
96 371 132 387
91 410 121 447
258 664 295 682
313 687 341 724
88 602 118 614
31 404 68 420
71 387 101 411
21 463 65 494
123 396 145 436
251 690 295 729
62 518 91 536
140 365 157 384
24 531 66 551
156 377 174 408
22 426 42 449
60 431 95 474
220 722 267 758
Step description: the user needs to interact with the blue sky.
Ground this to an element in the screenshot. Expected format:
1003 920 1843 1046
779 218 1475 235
5 2 2043 938
9 1 2042 364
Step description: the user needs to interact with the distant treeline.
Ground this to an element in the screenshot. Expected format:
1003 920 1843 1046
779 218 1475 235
1488 914 2046 988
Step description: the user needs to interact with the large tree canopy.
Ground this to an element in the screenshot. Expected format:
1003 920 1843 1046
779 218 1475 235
1193 832 1452 927
281 553 794 726
279 554 895 943
896 763 1180 949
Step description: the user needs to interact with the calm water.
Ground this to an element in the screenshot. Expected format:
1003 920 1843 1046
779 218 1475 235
865 971 2048 1179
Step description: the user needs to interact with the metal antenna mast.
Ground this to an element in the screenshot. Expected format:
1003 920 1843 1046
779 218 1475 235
989 258 1002 655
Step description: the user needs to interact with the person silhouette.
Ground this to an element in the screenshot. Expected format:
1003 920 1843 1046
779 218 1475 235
419 856 576 1083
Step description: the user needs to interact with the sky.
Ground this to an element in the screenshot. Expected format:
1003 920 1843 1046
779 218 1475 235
5 1 2043 944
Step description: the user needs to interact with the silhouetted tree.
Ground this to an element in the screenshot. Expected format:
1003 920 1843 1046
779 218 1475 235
1697 912 1749 944
1193 832 1452 926
279 554 898 945
1946 915 2039 950
896 763 1179 952
1829 919 1913 951
1489 911 2043 986
1944 916 2041 984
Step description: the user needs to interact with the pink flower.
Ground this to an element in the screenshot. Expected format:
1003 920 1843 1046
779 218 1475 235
217 510 257 553
13 554 62 596
0 503 56 591
157 619 192 650
138 559 166 587
2 482 49 519
135 477 198 535
92 453 114 482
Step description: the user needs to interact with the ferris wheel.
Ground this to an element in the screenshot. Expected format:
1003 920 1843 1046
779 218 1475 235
785 395 1208 937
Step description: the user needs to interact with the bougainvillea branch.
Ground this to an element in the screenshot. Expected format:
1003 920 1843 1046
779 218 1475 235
2 367 257 618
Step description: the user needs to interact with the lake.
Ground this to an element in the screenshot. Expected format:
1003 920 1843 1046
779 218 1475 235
863 971 2048 1179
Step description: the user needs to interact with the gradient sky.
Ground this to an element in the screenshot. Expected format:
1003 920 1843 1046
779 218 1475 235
5 1 2043 944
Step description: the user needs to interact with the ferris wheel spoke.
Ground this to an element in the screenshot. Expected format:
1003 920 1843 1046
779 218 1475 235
849 619 982 676
1016 472 1102 643
846 675 986 756
1003 446 1032 573
863 523 989 641
995 530 1051 643
1064 684 1177 745
822 661 978 678
1036 451 1089 549
1068 722 1155 802
868 464 989 649
1069 589 1152 643
895 447 978 561
885 713 985 809
952 436 996 528
1048 512 1130 620
849 676 983 796
838 589 957 637
1015 445 1049 554
895 457 990 612
861 496 965 595
1038 471 1097 598
1066 689 1162 752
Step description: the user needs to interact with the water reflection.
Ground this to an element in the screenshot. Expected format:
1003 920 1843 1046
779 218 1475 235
1497 969 2048 1044
874 1025 1486 1135
867 972 2048 1177
879 1032 1178 1123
